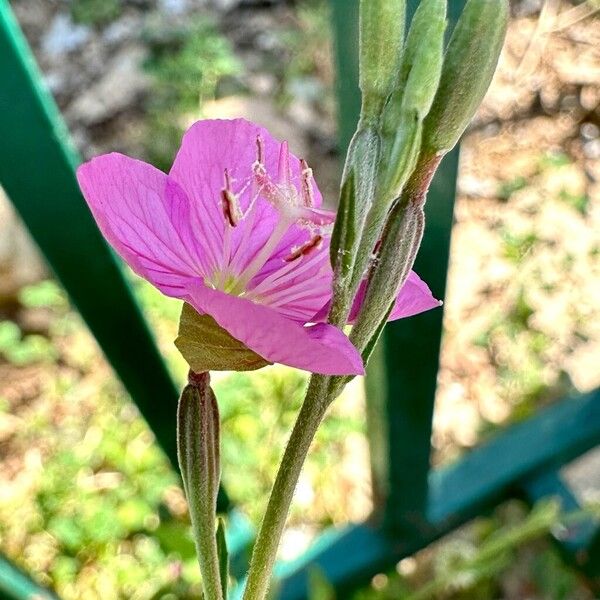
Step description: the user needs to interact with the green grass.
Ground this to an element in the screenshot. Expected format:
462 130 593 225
71 0 122 26
1 279 596 599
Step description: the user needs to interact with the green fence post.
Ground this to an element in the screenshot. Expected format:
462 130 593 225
0 0 189 464
329 0 361 153
368 148 460 534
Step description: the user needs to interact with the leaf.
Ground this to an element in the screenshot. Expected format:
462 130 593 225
175 303 271 372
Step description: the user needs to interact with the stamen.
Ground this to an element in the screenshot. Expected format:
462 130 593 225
257 263 331 307
247 247 325 298
300 159 315 207
234 217 293 290
284 234 323 262
278 141 292 185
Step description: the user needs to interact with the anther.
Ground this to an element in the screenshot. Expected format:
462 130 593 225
256 135 265 164
221 168 240 227
284 234 323 262
221 190 239 227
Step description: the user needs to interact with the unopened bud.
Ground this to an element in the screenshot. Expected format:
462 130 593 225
350 201 424 356
359 0 406 119
423 0 508 156
398 0 446 118
380 0 446 198
177 371 220 505
177 371 224 600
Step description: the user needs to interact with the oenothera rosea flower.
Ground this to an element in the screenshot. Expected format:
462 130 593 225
77 119 439 376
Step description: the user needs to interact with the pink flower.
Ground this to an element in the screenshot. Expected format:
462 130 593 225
77 119 439 376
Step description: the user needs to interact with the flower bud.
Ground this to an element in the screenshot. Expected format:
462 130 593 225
177 371 223 600
177 371 220 505
397 0 447 119
359 0 406 119
379 0 446 198
351 201 424 356
422 0 508 157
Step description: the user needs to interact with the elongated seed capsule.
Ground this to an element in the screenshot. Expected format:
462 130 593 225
350 201 425 355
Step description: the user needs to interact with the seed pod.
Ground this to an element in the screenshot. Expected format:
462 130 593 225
350 201 424 355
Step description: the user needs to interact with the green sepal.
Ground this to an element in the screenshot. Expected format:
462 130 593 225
423 0 509 156
216 517 229 600
359 0 406 119
175 303 271 373
329 168 356 276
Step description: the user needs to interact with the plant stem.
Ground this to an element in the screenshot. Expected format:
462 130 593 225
190 504 223 600
242 374 333 600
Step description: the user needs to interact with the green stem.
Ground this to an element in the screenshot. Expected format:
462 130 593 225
242 374 333 600
190 504 223 600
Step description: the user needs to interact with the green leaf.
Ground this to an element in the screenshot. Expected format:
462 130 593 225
216 517 229 599
175 303 271 372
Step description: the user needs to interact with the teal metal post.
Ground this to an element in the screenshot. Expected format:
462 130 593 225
0 556 59 600
0 0 181 466
0 10 242 598
277 388 600 598
329 0 361 153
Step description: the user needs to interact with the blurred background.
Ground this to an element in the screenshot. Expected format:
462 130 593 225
0 0 599 598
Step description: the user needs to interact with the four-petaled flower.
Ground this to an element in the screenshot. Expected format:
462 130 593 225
77 119 439 376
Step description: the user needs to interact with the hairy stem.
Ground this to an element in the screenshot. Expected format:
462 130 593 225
242 374 333 600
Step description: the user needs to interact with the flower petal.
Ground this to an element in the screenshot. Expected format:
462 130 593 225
169 118 323 277
77 153 207 295
388 271 442 320
184 280 364 376
312 270 441 323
